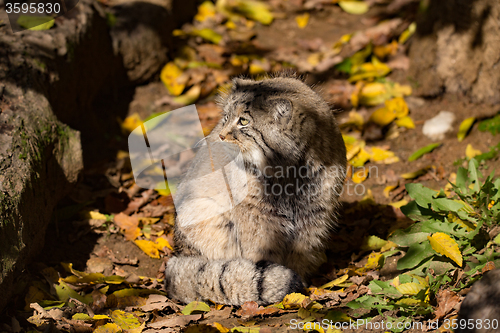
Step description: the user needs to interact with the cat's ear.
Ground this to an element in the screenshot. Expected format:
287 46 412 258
272 99 292 123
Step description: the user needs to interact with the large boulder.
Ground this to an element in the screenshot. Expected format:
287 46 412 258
0 0 196 312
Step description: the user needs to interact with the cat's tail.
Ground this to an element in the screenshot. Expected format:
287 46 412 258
164 256 304 306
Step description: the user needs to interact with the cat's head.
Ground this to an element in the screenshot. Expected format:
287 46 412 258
216 75 345 171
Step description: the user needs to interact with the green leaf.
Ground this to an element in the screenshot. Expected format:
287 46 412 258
338 1 369 15
408 143 441 161
469 158 480 192
397 241 434 270
181 301 211 315
334 58 352 74
478 114 500 135
405 183 438 209
17 15 55 30
389 229 429 247
368 280 403 299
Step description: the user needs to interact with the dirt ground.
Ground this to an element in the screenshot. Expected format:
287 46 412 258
3 1 500 332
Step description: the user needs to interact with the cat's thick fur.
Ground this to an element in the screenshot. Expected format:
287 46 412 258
164 75 347 305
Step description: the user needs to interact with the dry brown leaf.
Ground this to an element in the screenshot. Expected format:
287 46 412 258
434 289 461 320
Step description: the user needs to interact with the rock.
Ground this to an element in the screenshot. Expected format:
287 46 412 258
422 110 455 140
0 0 197 312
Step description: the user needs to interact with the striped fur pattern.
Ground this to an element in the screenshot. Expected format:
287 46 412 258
165 75 347 305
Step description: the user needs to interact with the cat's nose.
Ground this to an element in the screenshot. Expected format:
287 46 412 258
219 134 226 141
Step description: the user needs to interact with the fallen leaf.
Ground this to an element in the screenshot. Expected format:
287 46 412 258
217 0 273 25
282 293 308 309
457 117 475 142
17 15 55 30
434 289 460 320
191 28 223 44
428 232 463 266
181 301 211 315
195 1 217 22
352 168 368 183
149 314 202 328
400 166 431 179
121 113 143 133
384 184 398 198
338 1 369 15
465 144 482 159
94 323 122 333
295 13 310 29
408 143 441 162
110 310 142 332
398 22 416 44
114 213 140 241
134 240 160 259
320 274 349 289
395 116 415 129
173 85 201 105
160 62 186 96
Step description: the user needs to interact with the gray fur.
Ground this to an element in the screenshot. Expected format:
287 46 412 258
165 75 347 305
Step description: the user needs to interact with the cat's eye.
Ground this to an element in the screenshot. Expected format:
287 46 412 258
238 118 249 126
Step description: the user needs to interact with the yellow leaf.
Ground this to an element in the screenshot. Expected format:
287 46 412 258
349 57 391 82
217 0 274 25
154 237 174 251
395 282 424 295
191 28 223 44
383 184 397 198
121 113 143 133
320 274 349 289
338 1 369 15
465 144 482 159
181 301 211 315
173 85 201 105
81 211 107 220
138 217 160 225
389 199 408 208
344 135 365 161
350 148 371 167
368 146 396 163
110 310 142 331
359 82 391 106
195 1 216 22
160 62 186 96
213 322 230 333
400 166 431 179
307 53 322 67
389 82 412 97
332 34 351 54
17 15 55 30
352 168 368 183
395 116 415 129
94 323 122 333
357 252 383 273
340 110 364 129
361 235 388 251
428 232 463 266
399 22 416 44
381 240 397 252
385 97 409 119
458 117 475 142
134 240 160 259
448 213 474 232
282 293 308 309
295 13 310 28
225 20 237 29
370 107 396 126
373 40 399 59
